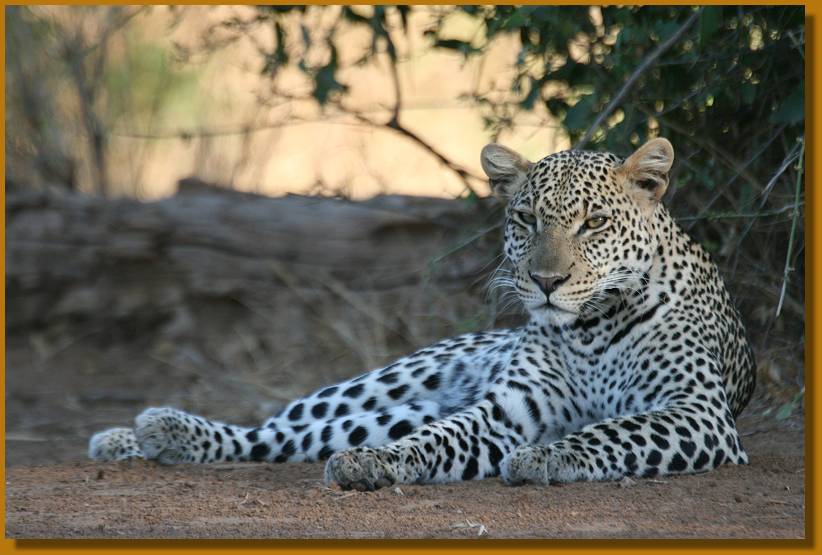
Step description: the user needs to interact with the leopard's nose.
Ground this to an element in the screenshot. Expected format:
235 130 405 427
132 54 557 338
529 272 570 296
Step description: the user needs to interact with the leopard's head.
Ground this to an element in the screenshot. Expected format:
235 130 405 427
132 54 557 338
481 138 675 323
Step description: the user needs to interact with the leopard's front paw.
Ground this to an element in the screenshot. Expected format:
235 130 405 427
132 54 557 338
324 447 397 491
500 445 553 485
502 445 582 485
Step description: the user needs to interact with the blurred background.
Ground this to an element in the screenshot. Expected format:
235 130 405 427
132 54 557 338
6 5 804 465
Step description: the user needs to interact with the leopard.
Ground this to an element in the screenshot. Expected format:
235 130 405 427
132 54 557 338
89 137 756 490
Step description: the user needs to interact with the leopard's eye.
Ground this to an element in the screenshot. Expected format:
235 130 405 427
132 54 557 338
583 216 607 231
514 210 537 228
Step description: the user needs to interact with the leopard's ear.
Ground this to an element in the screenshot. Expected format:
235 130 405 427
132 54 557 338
480 144 532 201
617 138 674 207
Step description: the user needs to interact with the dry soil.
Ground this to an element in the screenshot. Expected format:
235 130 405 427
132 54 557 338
6 412 804 539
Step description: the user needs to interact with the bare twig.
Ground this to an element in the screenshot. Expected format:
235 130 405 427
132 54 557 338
675 202 803 223
776 137 804 318
451 519 488 536
757 140 803 206
313 270 412 343
266 262 380 369
60 7 149 195
378 12 402 128
64 33 108 195
685 123 788 230
349 10 483 197
641 106 761 190
429 222 502 265
348 110 485 198
110 115 359 140
729 140 803 274
575 9 701 149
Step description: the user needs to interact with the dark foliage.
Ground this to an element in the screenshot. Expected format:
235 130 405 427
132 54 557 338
247 5 804 373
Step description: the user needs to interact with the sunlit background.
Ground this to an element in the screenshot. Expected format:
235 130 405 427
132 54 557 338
8 5 571 199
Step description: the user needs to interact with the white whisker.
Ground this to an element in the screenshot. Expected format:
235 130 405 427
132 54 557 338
582 267 648 315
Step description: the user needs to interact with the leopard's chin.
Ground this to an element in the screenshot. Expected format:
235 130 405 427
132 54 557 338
526 302 580 325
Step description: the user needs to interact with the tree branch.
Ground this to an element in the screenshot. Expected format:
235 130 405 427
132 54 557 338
351 111 484 197
776 137 804 318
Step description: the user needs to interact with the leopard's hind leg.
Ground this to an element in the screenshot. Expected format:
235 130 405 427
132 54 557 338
90 401 440 464
89 427 143 461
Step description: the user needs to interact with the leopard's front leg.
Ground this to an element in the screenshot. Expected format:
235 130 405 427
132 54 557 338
500 398 748 485
325 399 527 489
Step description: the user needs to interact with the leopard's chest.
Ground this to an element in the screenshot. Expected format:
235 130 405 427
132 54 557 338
537 312 673 411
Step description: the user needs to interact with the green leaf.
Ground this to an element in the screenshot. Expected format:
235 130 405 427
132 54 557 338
655 20 681 43
545 98 568 118
433 39 479 57
770 82 804 124
274 21 288 67
740 83 756 105
520 77 541 110
615 27 632 49
313 43 347 105
396 5 410 34
776 389 804 421
563 94 596 132
502 6 533 30
699 7 722 48
458 5 480 16
341 6 370 25
776 401 795 421
462 189 479 205
300 24 311 50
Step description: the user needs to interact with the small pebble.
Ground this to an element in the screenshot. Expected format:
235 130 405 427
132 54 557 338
618 477 636 489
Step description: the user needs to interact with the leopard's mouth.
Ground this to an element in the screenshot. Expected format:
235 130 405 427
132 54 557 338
535 298 577 315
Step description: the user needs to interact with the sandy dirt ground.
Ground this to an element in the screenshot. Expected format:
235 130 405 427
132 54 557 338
6 411 804 539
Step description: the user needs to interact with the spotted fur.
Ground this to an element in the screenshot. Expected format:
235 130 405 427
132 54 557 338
89 138 755 490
